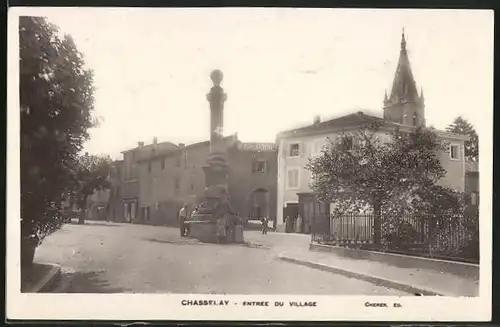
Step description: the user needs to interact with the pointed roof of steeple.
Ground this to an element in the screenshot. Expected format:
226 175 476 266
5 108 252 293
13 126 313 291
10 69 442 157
387 29 420 104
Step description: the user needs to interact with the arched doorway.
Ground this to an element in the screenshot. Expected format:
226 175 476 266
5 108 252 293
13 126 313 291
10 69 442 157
248 188 269 221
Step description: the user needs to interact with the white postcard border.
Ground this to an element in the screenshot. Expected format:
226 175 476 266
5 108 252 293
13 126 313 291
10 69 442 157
6 7 493 322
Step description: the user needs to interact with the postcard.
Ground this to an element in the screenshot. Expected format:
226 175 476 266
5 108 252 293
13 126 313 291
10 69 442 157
7 7 493 321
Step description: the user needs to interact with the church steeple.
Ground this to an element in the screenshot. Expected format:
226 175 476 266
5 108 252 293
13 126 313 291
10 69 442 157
401 28 407 50
383 29 426 127
388 28 419 104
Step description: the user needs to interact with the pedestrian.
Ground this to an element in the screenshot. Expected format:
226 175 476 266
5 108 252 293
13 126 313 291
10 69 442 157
179 205 188 237
261 216 269 235
216 217 227 243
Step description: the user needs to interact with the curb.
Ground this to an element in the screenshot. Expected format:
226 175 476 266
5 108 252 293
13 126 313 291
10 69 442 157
25 263 62 293
278 256 444 296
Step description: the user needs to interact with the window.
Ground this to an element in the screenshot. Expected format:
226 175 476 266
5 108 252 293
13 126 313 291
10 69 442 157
450 144 460 160
161 158 166 170
253 160 267 173
412 113 417 126
286 168 300 189
289 143 300 157
148 161 152 173
175 157 181 167
190 183 194 191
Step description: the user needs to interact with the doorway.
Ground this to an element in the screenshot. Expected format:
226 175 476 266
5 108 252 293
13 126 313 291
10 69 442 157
284 202 299 233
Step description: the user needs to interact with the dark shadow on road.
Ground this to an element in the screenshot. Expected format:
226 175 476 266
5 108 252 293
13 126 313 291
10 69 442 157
66 221 123 227
143 237 270 250
44 270 129 293
240 242 271 250
142 237 205 246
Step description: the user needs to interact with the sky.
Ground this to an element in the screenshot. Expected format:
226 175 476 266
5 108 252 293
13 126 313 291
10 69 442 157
34 8 493 160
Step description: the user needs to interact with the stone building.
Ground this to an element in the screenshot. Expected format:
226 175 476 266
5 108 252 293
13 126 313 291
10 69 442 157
275 31 469 233
135 134 278 227
119 138 179 223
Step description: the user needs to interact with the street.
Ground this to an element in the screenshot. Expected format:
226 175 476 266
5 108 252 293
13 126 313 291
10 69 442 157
35 221 409 295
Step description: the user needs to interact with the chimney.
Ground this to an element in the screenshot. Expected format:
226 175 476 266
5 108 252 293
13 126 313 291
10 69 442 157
313 115 321 125
138 141 144 147
153 137 158 145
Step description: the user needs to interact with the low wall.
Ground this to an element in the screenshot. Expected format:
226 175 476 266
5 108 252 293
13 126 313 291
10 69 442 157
310 243 479 280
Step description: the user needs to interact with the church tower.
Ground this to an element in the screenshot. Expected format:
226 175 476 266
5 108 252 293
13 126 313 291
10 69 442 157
383 30 426 127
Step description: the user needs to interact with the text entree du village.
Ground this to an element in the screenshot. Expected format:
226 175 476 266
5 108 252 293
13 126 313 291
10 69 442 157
181 300 317 307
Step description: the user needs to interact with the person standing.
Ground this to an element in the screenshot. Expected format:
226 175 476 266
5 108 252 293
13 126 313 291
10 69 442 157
261 216 269 235
216 217 227 243
179 205 187 237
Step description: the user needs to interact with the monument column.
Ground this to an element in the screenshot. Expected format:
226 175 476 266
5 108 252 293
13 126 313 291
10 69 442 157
203 69 230 191
188 69 242 243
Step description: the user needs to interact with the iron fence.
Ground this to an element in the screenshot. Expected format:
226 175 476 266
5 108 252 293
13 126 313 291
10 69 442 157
311 211 479 263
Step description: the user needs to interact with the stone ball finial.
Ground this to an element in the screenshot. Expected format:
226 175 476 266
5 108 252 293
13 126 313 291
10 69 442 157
210 69 223 86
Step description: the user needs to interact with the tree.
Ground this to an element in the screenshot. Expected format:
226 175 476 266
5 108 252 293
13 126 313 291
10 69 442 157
306 121 447 245
70 153 113 224
446 116 478 161
20 17 95 266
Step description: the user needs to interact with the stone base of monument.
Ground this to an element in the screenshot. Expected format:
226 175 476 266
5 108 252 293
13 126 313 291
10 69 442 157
187 221 217 243
186 221 245 244
234 225 244 243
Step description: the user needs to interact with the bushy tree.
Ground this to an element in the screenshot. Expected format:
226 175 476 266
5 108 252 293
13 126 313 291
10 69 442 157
306 120 447 244
446 116 478 161
70 153 113 224
20 16 95 265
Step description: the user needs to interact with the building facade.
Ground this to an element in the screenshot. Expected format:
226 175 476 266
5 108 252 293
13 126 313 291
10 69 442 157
135 134 278 227
275 31 469 233
120 138 179 223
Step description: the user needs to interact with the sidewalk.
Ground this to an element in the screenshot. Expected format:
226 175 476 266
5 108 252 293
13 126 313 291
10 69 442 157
21 263 61 293
278 249 479 297
244 231 479 296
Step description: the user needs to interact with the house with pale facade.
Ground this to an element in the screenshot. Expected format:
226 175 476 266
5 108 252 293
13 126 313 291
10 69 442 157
275 31 469 233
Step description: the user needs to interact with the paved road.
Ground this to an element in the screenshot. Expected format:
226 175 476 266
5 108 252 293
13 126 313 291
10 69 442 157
35 221 409 295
